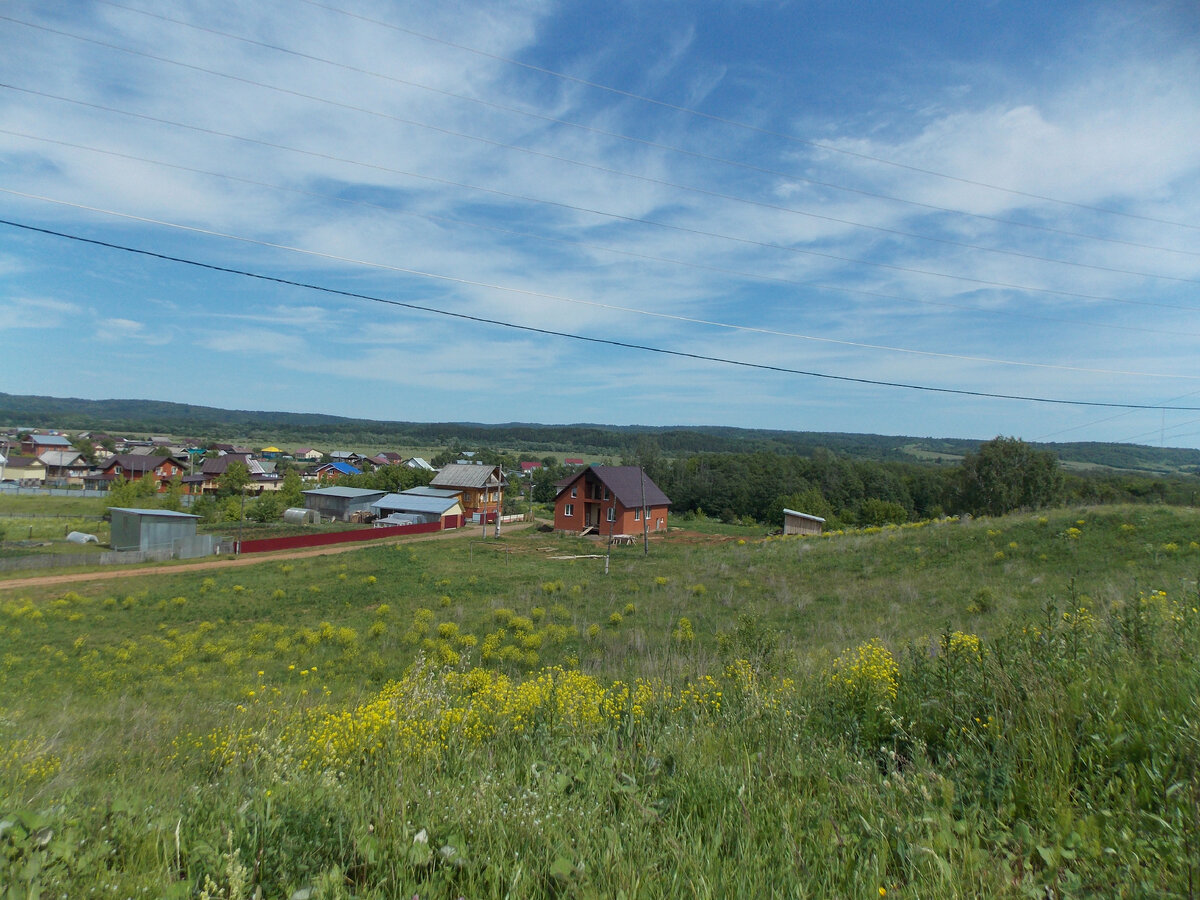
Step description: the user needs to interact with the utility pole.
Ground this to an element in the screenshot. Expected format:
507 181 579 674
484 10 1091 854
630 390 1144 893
605 511 613 575
640 467 648 556
237 484 246 554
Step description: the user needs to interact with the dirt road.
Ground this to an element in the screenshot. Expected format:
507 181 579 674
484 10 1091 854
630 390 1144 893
0 520 537 592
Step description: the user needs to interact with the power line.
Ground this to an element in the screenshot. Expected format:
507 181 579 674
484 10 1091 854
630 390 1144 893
10 184 1195 381
4 215 1200 411
7 126 1196 342
5 83 1198 314
298 0 1200 232
61 3 1200 269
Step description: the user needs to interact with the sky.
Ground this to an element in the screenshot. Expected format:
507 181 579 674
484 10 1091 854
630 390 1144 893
2 1 1199 447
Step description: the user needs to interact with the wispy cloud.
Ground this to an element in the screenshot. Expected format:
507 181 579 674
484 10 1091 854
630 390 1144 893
1 0 1197 443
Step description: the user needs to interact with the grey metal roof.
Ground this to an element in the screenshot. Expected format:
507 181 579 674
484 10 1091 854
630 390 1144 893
783 508 826 523
302 486 387 499
37 450 84 467
372 493 460 515
405 486 462 498
376 513 424 526
108 507 200 519
431 463 506 489
556 466 671 508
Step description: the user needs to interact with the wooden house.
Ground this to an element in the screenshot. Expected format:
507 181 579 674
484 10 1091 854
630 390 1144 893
430 463 506 521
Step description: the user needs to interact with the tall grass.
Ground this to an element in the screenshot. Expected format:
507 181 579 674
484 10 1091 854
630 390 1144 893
2 505 1199 896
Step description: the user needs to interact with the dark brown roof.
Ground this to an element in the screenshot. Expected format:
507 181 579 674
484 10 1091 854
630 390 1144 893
556 466 670 508
102 454 175 474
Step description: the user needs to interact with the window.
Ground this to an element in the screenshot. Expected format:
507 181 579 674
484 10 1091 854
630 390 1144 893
607 507 616 522
634 508 641 521
603 487 610 500
570 487 577 498
564 503 574 517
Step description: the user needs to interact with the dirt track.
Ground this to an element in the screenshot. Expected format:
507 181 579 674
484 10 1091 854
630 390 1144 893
0 520 537 592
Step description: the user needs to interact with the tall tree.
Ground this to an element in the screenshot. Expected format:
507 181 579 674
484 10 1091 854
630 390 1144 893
218 461 251 498
958 436 1062 517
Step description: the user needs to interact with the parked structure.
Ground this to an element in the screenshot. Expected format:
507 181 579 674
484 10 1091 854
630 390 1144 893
430 463 506 521
783 509 826 536
553 465 670 536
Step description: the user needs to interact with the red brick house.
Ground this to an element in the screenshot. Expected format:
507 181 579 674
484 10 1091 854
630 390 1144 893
87 454 185 492
554 465 670 536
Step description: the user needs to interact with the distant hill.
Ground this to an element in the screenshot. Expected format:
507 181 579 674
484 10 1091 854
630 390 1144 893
3 392 1199 476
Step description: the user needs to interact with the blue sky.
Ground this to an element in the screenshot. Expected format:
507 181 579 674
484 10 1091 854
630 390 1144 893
2 1 1199 446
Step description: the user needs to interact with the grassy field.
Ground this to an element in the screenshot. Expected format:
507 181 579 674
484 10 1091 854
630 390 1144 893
2 505 1199 897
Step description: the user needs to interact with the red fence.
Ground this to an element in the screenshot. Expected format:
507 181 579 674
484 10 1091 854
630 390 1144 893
238 521 442 554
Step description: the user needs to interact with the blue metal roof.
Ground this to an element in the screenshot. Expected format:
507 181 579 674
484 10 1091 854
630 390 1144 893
322 461 361 475
372 493 460 515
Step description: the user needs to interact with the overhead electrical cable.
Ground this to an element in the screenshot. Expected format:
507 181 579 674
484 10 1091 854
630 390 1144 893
7 185 1193 382
296 0 1200 232
7 18 1197 285
1033 389 1200 442
4 83 1196 314
4 215 1200 410
77 0 1200 261
6 127 1193 340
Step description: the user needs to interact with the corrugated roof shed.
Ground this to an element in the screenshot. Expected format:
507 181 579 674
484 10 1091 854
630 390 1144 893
302 486 386 499
405 486 462 499
782 508 826 523
372 493 461 515
108 507 200 519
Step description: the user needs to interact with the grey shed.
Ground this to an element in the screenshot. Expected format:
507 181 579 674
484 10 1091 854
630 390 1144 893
108 507 208 555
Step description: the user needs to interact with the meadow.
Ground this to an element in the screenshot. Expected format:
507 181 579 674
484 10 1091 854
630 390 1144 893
2 504 1199 897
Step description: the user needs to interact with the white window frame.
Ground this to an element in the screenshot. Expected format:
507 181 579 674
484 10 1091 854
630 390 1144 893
564 503 574 517
607 507 616 522
634 508 641 521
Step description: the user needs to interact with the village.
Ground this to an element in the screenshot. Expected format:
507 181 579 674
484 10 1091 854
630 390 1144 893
0 428 778 565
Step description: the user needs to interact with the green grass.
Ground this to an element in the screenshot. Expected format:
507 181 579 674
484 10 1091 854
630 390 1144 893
0 495 111 556
2 504 1200 897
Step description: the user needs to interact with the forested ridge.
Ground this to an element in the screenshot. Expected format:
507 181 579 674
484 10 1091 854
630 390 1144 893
4 391 1200 476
